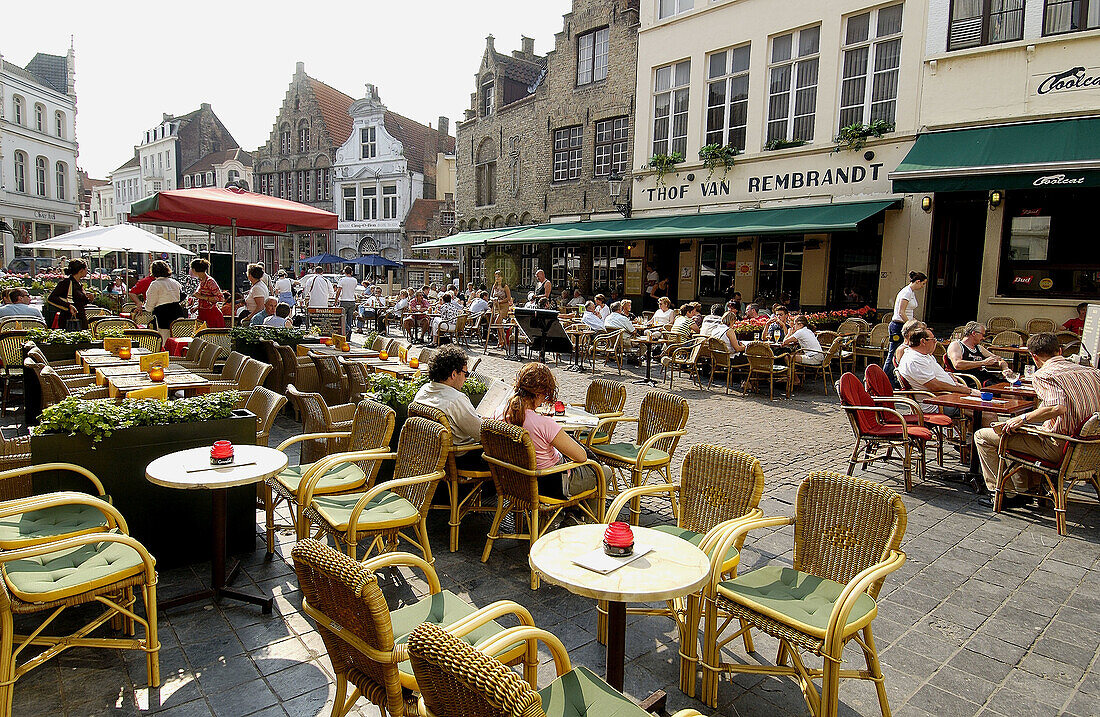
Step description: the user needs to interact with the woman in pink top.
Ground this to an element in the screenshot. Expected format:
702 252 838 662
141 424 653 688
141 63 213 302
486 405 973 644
502 363 597 499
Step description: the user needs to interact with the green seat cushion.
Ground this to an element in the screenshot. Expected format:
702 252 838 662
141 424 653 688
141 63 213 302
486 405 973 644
539 665 649 717
3 538 145 603
312 490 418 530
275 461 366 494
651 524 738 565
592 442 670 467
717 565 877 639
575 429 610 444
0 504 109 548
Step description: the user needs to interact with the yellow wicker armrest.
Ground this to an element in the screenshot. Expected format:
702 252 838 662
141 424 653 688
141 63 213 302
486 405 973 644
0 463 107 498
606 483 679 522
583 416 638 447
297 448 395 504
824 550 906 654
481 456 593 479
445 599 536 636
301 597 397 664
275 431 352 452
634 429 688 469
360 551 442 594
704 515 794 596
472 626 572 687
452 442 483 456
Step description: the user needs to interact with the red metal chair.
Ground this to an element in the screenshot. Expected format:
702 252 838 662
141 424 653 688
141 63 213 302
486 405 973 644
865 363 953 467
839 373 930 492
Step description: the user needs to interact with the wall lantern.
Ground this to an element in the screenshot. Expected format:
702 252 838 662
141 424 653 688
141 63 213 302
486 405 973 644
988 190 1003 208
608 171 632 219
921 196 932 213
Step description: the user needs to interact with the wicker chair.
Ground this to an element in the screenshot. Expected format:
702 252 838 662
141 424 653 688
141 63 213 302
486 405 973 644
0 331 28 413
312 353 350 405
481 419 606 589
987 316 1017 333
90 317 137 337
0 317 44 332
436 313 467 346
291 539 539 717
743 342 795 399
197 350 248 383
797 337 843 394
1055 330 1081 350
208 358 271 394
194 327 232 353
409 402 493 553
699 472 906 715
662 335 707 390
0 492 160 711
371 335 387 351
273 342 312 396
259 339 285 392
407 622 704 717
585 389 689 520
120 302 137 314
340 358 373 403
245 386 287 446
83 306 107 319
994 412 1100 535
1025 317 1057 334
266 399 394 556
604 444 766 696
0 434 31 500
169 318 199 337
838 373 928 492
864 363 954 468
33 364 111 407
285 384 358 464
949 325 967 341
0 463 110 545
299 416 450 564
173 336 206 366
571 378 626 445
589 330 624 375
130 309 155 328
174 341 225 373
122 328 164 353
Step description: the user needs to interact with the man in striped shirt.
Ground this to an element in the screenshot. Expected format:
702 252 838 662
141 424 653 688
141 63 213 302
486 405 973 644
975 332 1100 506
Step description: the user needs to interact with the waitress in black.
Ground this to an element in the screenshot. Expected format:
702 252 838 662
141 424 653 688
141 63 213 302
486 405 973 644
45 259 90 330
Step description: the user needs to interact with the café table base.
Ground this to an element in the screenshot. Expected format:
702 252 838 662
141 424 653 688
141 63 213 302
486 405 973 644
605 600 627 691
160 488 273 614
632 340 661 387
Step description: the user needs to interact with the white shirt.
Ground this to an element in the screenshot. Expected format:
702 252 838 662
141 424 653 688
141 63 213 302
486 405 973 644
393 297 410 313
897 350 953 413
597 304 611 320
651 307 675 326
603 312 635 335
790 326 824 364
568 297 585 307
893 285 917 323
0 303 43 319
704 319 736 351
302 274 334 308
274 278 293 295
336 275 359 301
146 277 182 312
468 298 489 314
263 314 290 328
581 311 605 332
245 279 270 313
413 381 482 445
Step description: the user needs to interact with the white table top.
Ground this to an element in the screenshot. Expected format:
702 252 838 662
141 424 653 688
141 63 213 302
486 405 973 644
548 406 599 432
529 524 711 603
146 445 288 490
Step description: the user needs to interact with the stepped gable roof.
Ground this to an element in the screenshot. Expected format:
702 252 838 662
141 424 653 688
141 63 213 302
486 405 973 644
181 148 253 176
307 76 355 146
491 50 546 87
405 199 443 232
383 111 455 175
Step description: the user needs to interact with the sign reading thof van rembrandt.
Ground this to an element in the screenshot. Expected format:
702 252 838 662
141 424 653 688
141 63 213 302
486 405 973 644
643 163 886 202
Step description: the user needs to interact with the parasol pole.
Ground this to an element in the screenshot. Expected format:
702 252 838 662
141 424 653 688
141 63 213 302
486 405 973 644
230 219 236 328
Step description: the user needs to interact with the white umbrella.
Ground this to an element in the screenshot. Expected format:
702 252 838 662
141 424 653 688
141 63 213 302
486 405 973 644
29 224 195 255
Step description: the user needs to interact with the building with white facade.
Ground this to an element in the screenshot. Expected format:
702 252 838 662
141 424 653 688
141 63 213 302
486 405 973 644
0 47 80 266
90 181 115 227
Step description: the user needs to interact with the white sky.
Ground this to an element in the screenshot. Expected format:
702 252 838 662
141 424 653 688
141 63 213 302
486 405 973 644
5 0 572 178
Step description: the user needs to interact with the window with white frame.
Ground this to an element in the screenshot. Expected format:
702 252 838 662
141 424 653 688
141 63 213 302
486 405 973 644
297 170 306 202
440 210 456 227
298 121 310 153
481 76 494 117
1044 0 1100 34
35 104 45 132
35 157 47 196
658 0 693 20
323 169 331 199
592 244 624 292
767 26 820 144
521 246 538 288
551 246 581 287
228 169 240 184
280 127 291 154
343 186 356 220
468 252 484 285
13 152 25 193
382 184 398 219
594 117 629 177
184 175 192 188
206 171 214 187
440 245 457 259
153 181 162 192
55 111 64 138
652 61 691 157
949 0 1024 49
13 96 23 125
705 45 751 150
577 27 610 85
279 173 286 198
303 171 311 201
553 126 583 181
362 186 378 220
839 5 903 130
360 126 376 159
428 272 446 286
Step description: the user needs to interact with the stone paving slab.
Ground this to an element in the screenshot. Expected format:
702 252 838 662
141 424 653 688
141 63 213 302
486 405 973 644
12 348 1100 716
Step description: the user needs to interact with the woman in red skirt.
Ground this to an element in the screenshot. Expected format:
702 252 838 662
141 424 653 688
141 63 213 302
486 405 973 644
189 258 225 328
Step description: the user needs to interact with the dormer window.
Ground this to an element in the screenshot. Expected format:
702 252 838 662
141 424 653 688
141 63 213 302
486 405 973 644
481 76 495 117
206 171 214 186
184 175 192 188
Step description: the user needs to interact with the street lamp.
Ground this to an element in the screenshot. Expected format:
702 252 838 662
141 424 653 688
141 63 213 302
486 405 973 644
608 171 631 219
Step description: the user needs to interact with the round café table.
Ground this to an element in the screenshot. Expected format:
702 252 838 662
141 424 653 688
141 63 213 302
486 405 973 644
146 445 288 613
529 524 710 692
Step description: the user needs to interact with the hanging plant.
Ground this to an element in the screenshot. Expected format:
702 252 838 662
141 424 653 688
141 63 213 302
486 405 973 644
645 152 684 186
698 144 740 180
832 120 895 153
763 138 808 151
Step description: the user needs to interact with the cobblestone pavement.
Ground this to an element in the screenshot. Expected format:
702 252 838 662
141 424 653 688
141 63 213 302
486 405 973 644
15 349 1100 716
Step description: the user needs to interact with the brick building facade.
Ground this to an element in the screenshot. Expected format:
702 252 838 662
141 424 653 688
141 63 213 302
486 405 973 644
403 197 458 289
455 0 638 295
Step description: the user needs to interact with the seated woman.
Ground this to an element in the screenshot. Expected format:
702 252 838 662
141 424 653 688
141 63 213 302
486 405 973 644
708 310 749 354
649 296 676 330
781 314 825 365
946 321 1008 385
499 363 598 499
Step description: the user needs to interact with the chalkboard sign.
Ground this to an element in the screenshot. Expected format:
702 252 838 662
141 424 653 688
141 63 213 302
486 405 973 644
1081 304 1100 367
308 307 345 336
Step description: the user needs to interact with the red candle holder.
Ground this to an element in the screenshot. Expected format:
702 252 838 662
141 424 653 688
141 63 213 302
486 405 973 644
553 400 565 415
603 521 634 557
148 366 165 382
210 440 234 465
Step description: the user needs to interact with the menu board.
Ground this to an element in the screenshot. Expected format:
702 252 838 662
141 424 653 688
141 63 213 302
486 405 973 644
624 259 643 295
308 308 346 337
1082 304 1100 367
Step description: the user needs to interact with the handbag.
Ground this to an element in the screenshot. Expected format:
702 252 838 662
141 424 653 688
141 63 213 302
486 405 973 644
65 317 81 332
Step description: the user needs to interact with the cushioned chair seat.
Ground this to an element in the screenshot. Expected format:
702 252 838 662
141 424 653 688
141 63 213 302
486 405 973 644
0 504 109 549
3 538 145 603
717 565 877 639
538 664 652 717
651 524 738 565
575 429 611 445
885 413 953 427
274 461 367 495
772 363 791 372
591 442 670 467
311 491 419 530
864 424 933 441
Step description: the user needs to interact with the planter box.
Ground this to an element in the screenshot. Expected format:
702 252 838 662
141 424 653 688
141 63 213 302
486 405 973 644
30 409 258 568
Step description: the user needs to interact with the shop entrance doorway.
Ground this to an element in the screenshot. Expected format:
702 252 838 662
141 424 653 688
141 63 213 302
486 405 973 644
927 192 986 326
648 240 679 305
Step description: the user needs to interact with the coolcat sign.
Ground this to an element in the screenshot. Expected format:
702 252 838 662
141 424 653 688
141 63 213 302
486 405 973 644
1036 66 1100 95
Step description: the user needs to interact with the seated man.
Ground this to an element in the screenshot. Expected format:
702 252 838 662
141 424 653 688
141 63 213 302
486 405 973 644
1063 302 1088 335
763 304 789 342
567 289 585 307
896 328 978 416
743 303 761 320
412 345 486 471
430 293 464 347
357 286 386 332
974 332 1100 507
468 290 490 316
699 303 726 338
603 300 638 356
0 288 44 320
263 302 293 328
946 321 1008 386
782 314 825 365
580 301 605 332
250 297 279 326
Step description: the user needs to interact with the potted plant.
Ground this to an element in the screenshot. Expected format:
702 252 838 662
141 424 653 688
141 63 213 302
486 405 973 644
645 152 684 186
25 327 123 363
230 325 310 360
30 392 257 567
763 138 808 151
833 120 895 153
698 144 740 179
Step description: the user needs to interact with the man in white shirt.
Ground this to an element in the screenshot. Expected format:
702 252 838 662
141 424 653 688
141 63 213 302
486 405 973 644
301 266 334 309
336 266 360 335
603 300 637 353
0 289 43 320
782 314 825 365
897 328 976 415
357 286 386 332
467 290 490 315
581 301 605 332
412 346 486 470
567 289 585 307
243 264 270 323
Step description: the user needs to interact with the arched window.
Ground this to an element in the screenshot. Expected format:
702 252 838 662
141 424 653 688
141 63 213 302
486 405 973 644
13 96 24 125
184 175 191 188
13 152 26 193
34 104 45 132
55 162 66 200
35 157 47 196
297 121 310 153
475 139 497 207
206 171 214 186
55 111 65 138
280 124 292 155
228 169 240 183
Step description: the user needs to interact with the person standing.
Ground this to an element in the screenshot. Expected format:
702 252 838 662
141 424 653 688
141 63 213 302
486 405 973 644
533 269 553 307
128 269 155 311
301 265 335 311
274 270 295 305
886 271 927 375
145 260 186 340
189 258 225 328
45 259 90 330
336 265 359 335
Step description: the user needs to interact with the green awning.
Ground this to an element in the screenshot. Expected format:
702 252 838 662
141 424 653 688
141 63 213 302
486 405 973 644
411 226 525 249
891 117 1100 192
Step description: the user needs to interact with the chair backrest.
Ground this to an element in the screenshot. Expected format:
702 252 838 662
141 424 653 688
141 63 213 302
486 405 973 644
1054 331 1080 349
949 325 966 341
84 305 108 319
131 309 155 327
585 379 626 415
383 338 401 355
391 416 449 508
120 302 137 314
235 359 273 392
122 329 164 353
1066 413 1100 476
245 386 288 446
195 328 232 352
170 318 199 337
197 341 227 370
706 338 731 369
867 322 890 347
680 444 765 536
838 372 884 436
816 330 839 347
793 471 907 598
987 316 1017 333
821 337 843 365
344 400 397 483
286 384 329 433
290 539 406 717
0 317 45 332
744 342 776 372
480 418 541 509
183 337 206 362
1025 317 1057 335
0 332 29 369
836 319 863 337
636 389 689 454
311 354 347 400
37 365 74 402
220 352 249 381
274 343 300 382
371 336 386 351
931 341 946 366
259 340 285 389
989 330 1024 347
863 363 894 397
91 317 136 337
340 359 372 403
408 621 543 717
126 384 169 400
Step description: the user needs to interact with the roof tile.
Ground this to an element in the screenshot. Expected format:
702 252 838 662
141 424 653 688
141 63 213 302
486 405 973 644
308 77 356 146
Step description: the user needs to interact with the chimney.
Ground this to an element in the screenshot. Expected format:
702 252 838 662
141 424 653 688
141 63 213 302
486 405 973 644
201 102 211 111
163 113 171 122
437 116 449 137
295 61 305 75
521 36 535 57
486 34 495 52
